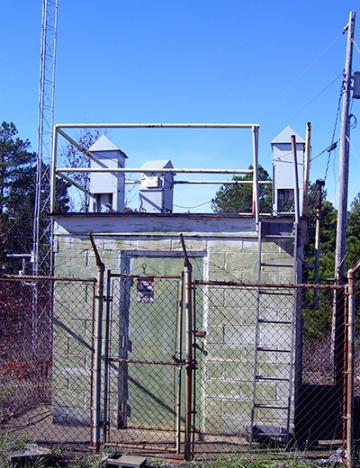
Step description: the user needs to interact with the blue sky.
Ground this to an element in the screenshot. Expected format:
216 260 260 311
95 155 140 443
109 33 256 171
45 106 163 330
2 0 360 211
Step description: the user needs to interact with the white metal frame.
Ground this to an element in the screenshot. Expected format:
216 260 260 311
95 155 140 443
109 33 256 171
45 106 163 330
50 123 264 224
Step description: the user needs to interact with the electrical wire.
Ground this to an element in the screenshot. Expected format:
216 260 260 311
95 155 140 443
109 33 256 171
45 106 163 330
173 200 212 209
346 134 360 161
290 72 343 120
324 81 343 182
354 40 360 55
0 211 29 239
278 32 343 101
349 113 358 129
310 139 340 162
332 144 338 208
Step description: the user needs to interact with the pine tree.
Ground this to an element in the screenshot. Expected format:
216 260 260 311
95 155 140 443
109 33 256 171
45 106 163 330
347 193 360 267
0 121 70 272
0 122 36 268
211 165 272 214
303 182 337 282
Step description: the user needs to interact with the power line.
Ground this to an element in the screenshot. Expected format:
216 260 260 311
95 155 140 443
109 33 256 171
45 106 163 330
310 139 340 162
173 200 212 209
324 81 343 181
290 72 343 120
278 33 343 101
354 40 360 55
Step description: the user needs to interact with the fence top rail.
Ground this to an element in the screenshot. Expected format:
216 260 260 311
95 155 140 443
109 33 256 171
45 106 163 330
193 279 345 290
110 273 181 280
55 122 260 130
1 275 97 283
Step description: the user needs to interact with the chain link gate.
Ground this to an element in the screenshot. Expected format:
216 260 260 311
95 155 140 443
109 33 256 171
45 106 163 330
101 266 353 463
103 267 196 459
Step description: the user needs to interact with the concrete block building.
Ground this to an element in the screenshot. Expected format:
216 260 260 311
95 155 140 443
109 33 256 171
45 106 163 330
51 124 304 444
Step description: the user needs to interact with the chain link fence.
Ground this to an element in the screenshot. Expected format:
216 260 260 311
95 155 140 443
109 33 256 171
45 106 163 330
296 286 345 448
351 268 360 460
191 282 346 457
192 282 296 453
0 276 96 447
0 273 355 464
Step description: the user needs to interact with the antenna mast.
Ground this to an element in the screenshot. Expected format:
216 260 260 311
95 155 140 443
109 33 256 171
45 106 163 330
33 0 58 276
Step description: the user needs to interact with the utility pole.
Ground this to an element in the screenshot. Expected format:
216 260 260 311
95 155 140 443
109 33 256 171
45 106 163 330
335 10 356 283
332 14 356 439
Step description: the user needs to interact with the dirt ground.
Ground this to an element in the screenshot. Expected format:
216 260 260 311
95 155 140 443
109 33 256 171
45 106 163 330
0 404 342 466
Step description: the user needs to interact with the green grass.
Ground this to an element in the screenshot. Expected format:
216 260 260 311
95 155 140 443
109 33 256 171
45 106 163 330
0 431 27 467
67 454 99 468
0 437 340 468
191 453 318 468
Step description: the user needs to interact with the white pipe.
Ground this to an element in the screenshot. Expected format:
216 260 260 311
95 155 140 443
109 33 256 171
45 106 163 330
252 126 260 227
124 179 271 185
50 126 58 212
56 168 253 174
55 123 259 130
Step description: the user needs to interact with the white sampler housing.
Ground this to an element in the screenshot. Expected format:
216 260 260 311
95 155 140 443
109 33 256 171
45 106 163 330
139 159 174 213
271 126 305 216
88 135 128 213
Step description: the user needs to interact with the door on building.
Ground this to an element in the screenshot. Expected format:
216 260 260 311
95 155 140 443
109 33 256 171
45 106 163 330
106 252 204 446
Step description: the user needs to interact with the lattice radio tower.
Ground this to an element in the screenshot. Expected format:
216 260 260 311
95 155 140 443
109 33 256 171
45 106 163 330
33 0 58 276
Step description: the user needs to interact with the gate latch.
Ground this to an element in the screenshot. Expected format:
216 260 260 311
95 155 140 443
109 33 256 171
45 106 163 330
193 330 207 338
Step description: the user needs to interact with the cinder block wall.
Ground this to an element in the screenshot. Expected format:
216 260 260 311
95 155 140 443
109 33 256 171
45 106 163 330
202 238 295 434
52 222 297 435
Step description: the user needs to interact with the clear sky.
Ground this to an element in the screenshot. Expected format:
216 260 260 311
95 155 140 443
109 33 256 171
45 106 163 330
1 0 360 212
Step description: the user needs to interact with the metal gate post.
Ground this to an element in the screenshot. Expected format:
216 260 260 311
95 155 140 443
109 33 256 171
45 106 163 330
103 270 112 443
176 273 184 455
90 234 105 452
184 259 193 461
344 260 360 467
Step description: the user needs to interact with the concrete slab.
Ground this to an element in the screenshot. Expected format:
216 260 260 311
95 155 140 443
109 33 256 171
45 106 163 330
106 454 147 467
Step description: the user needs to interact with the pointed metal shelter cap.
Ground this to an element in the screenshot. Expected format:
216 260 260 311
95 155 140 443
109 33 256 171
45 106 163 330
271 126 305 144
141 159 173 169
89 135 128 157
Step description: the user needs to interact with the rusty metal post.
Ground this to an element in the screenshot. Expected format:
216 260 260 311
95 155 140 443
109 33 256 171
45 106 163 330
183 259 193 461
103 269 112 443
344 259 360 467
303 122 311 220
90 233 105 452
179 233 194 461
176 274 184 454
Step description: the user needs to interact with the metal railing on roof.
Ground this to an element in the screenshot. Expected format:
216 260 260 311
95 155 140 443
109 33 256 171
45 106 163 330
50 123 272 224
